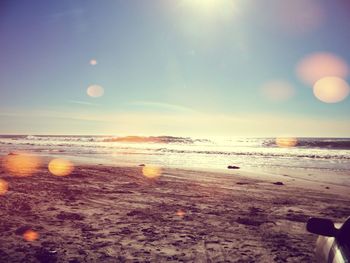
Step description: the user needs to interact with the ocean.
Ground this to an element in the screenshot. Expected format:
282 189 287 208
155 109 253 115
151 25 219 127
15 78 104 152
0 135 349 172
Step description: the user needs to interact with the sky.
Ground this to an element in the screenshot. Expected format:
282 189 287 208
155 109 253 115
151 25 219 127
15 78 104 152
0 0 350 137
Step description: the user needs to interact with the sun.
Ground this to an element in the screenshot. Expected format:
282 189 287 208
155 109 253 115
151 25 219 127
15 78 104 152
181 0 237 17
188 0 219 8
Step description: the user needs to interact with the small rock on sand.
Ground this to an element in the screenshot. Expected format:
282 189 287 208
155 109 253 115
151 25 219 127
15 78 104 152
273 182 284 186
227 165 240 169
35 247 58 263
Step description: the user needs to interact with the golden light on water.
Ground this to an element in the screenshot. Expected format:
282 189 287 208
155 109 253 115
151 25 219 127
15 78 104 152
48 159 74 177
261 80 295 102
87 84 104 98
2 154 41 177
23 230 39 242
276 137 298 148
89 59 98 66
297 53 349 85
313 77 350 103
0 179 9 195
142 165 162 179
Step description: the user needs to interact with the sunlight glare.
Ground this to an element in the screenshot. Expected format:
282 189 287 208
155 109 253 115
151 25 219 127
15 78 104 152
276 137 298 148
187 0 221 9
48 159 74 177
3 153 41 177
180 0 237 19
313 77 350 103
0 179 9 195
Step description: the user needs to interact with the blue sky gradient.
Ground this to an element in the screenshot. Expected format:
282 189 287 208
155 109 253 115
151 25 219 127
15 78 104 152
1 0 349 136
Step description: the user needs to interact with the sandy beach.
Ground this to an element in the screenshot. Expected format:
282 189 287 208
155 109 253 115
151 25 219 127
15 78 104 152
1 156 349 263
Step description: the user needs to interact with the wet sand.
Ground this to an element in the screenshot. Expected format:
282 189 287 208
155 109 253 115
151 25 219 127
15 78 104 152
0 160 350 262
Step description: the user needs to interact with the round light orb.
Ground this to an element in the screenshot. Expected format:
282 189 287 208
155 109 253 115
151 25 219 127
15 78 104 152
0 179 9 195
297 53 349 85
23 230 39 242
142 165 162 179
176 210 186 218
3 153 41 177
89 59 98 66
87 85 104 98
48 158 74 177
313 77 350 103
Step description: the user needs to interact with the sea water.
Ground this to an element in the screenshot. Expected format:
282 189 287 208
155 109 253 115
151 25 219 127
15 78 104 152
0 135 349 172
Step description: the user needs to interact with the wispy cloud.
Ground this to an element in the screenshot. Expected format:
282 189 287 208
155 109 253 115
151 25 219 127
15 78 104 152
67 100 100 106
0 109 105 122
128 101 196 113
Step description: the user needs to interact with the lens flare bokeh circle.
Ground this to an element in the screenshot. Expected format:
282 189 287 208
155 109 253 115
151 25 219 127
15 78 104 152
0 179 9 195
2 153 41 177
48 158 74 177
313 77 350 103
23 230 39 242
87 85 104 98
297 53 349 85
142 165 162 179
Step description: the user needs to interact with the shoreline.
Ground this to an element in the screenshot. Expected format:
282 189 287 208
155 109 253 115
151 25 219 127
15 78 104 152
1 136 350 174
5 152 350 197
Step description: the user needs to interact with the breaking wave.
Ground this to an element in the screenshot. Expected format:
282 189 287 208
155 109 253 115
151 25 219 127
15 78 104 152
263 138 350 150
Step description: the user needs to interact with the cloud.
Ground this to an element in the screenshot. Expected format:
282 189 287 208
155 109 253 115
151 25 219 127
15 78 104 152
128 101 196 113
0 109 104 122
67 100 100 106
0 108 349 137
